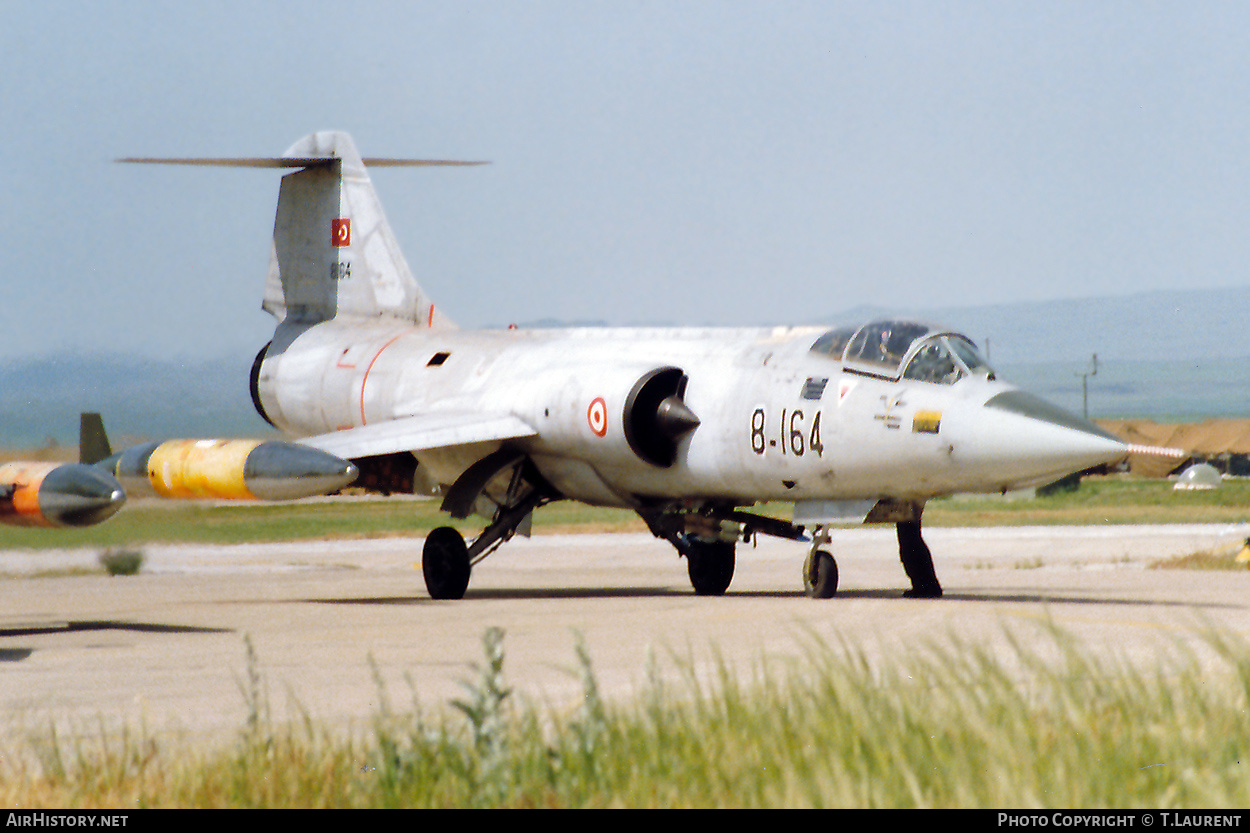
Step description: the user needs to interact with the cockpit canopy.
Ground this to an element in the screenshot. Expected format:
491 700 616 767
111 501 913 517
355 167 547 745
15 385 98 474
810 319 994 385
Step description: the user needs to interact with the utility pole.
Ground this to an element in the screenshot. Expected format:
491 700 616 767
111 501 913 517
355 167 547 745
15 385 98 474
1079 353 1098 419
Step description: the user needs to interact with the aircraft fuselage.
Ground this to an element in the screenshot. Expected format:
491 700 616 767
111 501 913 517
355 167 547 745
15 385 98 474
256 318 1122 511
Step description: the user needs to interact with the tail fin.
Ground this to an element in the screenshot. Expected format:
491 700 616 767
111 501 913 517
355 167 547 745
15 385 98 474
120 131 484 329
265 131 467 328
79 412 112 466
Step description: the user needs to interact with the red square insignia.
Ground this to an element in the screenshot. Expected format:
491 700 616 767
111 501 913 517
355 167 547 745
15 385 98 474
331 218 351 247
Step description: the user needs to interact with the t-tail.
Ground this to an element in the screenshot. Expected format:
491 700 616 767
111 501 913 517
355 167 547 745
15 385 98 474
120 130 484 329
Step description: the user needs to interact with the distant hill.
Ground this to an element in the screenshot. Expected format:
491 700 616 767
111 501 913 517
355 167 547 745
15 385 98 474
0 353 272 450
1 287 1245 448
846 286 1250 364
849 286 1249 421
994 357 1247 423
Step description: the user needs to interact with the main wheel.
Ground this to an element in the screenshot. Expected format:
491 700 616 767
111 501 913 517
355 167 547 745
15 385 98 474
686 539 735 596
803 549 838 599
423 526 471 600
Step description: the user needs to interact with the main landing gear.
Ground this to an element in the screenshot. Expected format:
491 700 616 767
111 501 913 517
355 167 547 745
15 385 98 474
422 484 549 599
423 526 471 600
638 508 741 596
897 519 942 598
421 454 555 600
685 538 736 596
641 503 943 599
639 506 808 597
423 487 943 600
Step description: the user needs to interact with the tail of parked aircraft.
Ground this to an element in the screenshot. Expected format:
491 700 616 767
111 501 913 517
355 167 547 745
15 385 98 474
120 131 484 329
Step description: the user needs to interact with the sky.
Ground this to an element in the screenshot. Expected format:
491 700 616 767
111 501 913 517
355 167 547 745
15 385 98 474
3 1 1249 361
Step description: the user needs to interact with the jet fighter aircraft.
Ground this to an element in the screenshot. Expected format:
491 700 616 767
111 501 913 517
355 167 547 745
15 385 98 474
123 131 1130 599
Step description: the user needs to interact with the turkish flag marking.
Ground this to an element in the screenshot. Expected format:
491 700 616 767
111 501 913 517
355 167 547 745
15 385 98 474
332 218 351 247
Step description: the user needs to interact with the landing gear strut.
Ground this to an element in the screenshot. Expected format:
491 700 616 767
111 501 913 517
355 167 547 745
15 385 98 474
897 519 942 598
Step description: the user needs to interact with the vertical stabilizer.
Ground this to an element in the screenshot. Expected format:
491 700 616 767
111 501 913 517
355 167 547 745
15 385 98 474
262 131 456 329
79 412 112 466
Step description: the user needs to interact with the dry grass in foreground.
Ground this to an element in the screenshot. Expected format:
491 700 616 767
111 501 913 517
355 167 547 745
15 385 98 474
4 624 1249 808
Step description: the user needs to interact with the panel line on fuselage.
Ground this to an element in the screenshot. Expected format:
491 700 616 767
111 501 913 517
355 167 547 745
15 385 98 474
359 333 406 425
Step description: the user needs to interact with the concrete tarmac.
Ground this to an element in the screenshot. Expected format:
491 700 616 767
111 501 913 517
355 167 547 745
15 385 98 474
1 525 1248 747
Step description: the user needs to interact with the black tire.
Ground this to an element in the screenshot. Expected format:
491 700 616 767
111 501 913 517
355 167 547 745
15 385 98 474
423 526 471 600
686 539 735 596
803 549 838 599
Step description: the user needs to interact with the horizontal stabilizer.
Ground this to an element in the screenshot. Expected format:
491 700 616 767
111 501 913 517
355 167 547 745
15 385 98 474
298 412 538 460
119 131 478 328
117 157 487 168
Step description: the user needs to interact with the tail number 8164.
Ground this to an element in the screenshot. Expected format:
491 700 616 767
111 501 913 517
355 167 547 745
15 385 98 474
750 407 824 457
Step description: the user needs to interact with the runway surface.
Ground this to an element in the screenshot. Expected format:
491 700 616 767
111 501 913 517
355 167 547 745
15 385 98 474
2 525 1248 745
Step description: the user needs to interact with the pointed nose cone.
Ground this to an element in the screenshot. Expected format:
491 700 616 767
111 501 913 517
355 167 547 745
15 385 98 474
243 441 359 500
980 390 1128 488
40 464 127 527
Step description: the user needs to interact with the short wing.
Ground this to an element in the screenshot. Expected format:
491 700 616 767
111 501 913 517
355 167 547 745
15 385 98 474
296 412 538 460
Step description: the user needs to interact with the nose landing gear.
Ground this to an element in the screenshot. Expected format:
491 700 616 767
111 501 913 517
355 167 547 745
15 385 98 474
803 526 839 598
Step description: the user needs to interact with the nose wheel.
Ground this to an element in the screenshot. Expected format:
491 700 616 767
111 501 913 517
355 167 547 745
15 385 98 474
803 548 838 598
803 526 838 598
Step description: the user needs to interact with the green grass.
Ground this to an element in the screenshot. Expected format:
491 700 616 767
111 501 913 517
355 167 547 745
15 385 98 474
5 624 1250 808
928 476 1250 527
0 498 484 551
2 476 1248 551
0 495 647 551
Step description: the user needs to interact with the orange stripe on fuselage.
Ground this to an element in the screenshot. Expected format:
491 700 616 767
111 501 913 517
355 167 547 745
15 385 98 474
359 334 405 425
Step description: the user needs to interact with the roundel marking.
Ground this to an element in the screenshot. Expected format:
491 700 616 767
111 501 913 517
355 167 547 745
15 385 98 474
587 397 608 437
